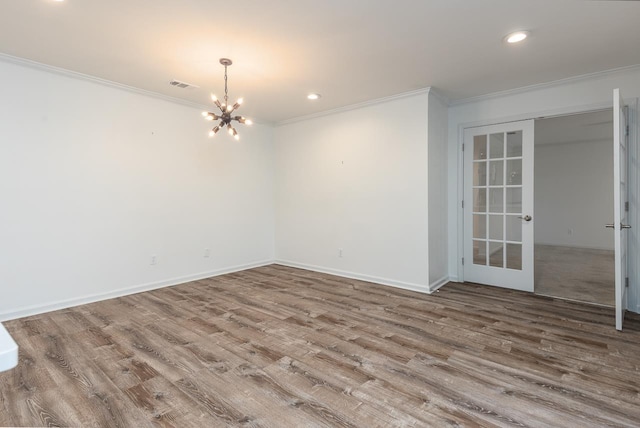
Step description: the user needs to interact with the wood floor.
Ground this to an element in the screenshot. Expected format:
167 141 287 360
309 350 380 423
1 265 640 427
535 244 615 306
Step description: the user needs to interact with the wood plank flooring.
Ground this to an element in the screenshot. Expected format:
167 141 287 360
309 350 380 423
1 264 640 427
535 244 615 306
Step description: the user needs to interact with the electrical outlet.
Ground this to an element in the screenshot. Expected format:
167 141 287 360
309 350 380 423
204 248 210 258
339 248 343 258
150 255 157 265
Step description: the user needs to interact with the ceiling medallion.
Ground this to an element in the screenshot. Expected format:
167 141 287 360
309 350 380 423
202 58 252 140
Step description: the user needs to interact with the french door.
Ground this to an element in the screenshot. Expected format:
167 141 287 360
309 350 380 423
613 88 629 331
463 120 534 291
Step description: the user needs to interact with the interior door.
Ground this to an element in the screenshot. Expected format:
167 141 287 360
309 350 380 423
463 120 534 291
613 88 629 331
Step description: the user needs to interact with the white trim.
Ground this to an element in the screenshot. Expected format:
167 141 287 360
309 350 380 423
630 99 640 315
0 52 276 125
451 64 640 107
276 88 431 126
461 102 613 131
455 101 615 286
429 276 449 293
0 324 18 373
456 122 465 283
429 87 450 106
0 260 274 322
274 260 431 295
448 275 460 283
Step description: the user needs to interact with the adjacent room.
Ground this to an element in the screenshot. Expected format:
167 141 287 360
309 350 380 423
1 1 640 426
534 110 615 306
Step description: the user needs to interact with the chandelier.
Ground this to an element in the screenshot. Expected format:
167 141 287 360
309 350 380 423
202 58 252 140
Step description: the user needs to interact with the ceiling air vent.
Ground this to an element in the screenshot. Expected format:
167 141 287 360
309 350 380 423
169 80 199 89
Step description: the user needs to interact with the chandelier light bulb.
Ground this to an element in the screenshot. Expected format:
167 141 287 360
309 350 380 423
237 98 243 105
245 119 253 125
234 134 240 141
209 130 215 137
211 94 217 102
202 111 208 117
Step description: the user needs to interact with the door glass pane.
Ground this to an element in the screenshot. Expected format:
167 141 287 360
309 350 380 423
468 125 528 278
507 243 522 270
473 240 487 265
507 131 522 157
474 162 487 186
489 215 503 240
489 188 504 213
474 135 487 160
489 133 504 159
489 242 504 268
473 188 486 212
507 159 522 185
505 215 522 242
473 215 486 239
489 160 504 186
506 188 522 213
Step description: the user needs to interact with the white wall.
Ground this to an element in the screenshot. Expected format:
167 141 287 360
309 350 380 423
274 92 430 292
534 139 613 250
427 91 449 287
447 65 640 312
0 59 275 320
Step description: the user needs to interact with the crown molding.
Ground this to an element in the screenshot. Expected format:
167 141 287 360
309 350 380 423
428 87 450 106
450 64 640 107
276 87 431 126
0 52 217 114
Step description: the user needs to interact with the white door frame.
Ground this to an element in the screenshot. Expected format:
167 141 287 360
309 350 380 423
455 100 632 285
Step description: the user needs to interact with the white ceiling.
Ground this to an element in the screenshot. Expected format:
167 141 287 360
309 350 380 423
1 0 639 123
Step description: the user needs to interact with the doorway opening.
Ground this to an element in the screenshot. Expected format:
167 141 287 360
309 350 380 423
533 110 615 306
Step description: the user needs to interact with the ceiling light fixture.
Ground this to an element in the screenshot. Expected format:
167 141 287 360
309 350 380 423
307 93 321 100
505 31 529 44
202 58 251 140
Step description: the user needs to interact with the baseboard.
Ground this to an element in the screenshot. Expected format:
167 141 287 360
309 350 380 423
274 260 431 295
0 260 274 322
429 276 450 293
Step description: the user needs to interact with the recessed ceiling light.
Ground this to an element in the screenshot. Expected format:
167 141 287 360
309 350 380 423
505 31 529 44
307 93 321 100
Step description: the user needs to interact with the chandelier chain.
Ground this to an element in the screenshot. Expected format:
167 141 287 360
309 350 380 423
224 65 229 105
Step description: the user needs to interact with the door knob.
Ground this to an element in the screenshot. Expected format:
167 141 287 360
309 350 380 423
518 215 532 221
606 224 615 228
622 224 632 229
